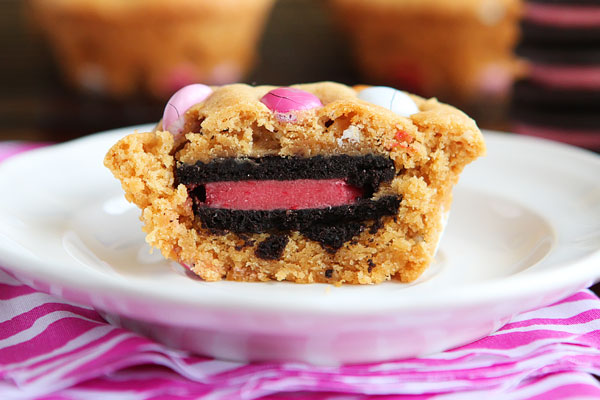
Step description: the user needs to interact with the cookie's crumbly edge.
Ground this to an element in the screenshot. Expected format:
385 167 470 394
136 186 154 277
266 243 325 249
104 82 485 284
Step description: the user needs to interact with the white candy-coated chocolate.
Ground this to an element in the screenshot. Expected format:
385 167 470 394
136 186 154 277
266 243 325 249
357 86 419 117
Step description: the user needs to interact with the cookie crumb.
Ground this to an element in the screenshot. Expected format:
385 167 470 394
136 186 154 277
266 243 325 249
369 219 383 234
255 234 289 260
367 259 376 273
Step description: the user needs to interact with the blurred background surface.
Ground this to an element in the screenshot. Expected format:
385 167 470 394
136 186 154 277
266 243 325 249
3 0 599 149
3 0 355 142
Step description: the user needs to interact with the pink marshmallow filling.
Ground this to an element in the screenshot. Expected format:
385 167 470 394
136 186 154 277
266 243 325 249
203 179 363 210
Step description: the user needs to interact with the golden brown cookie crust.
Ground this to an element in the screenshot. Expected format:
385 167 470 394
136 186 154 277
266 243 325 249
104 82 485 284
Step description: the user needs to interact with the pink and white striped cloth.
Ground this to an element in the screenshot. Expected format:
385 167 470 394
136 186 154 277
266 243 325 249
1 268 599 400
1 142 600 399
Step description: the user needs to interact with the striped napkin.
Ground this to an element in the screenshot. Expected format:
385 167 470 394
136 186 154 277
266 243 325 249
1 142 600 399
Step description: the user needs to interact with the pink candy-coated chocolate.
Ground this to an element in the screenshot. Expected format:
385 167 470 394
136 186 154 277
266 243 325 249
162 84 213 135
204 179 362 210
260 87 323 114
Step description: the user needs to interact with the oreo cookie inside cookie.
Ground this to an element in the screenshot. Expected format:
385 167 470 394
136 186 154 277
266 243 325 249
176 155 402 257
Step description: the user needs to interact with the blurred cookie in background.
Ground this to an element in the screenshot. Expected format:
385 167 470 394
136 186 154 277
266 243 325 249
329 0 523 126
28 0 276 99
511 0 600 151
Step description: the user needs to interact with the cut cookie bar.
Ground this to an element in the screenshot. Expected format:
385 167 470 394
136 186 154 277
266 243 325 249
104 82 485 284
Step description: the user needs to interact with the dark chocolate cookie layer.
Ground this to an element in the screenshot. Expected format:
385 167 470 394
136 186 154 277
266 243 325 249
255 235 289 260
176 155 397 196
194 195 401 254
194 196 400 234
179 155 401 257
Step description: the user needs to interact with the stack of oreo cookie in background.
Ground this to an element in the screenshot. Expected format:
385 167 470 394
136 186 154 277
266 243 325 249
511 0 600 151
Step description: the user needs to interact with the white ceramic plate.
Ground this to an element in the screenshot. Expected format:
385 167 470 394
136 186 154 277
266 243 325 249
0 125 599 365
